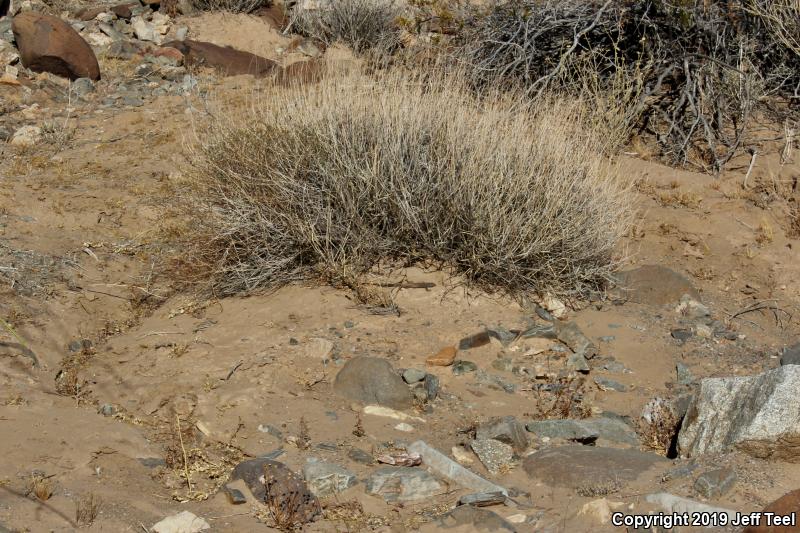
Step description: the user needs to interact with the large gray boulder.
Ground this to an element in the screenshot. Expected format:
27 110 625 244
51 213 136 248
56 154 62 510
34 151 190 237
678 365 800 461
333 356 414 409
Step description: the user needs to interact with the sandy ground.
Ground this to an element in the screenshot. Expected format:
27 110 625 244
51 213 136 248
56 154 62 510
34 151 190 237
1 11 800 533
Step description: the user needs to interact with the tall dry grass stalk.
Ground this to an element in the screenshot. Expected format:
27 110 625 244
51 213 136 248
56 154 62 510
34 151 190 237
176 69 634 299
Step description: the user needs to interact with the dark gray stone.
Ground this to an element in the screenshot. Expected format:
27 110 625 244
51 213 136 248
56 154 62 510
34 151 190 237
458 491 507 507
476 416 529 452
487 326 518 346
557 322 597 358
522 446 667 489
459 331 491 350
452 360 478 376
671 329 693 343
594 377 628 392
567 352 590 373
424 373 439 401
223 486 247 504
676 362 694 385
694 468 736 499
138 457 166 468
347 448 374 465
333 357 414 409
780 342 800 366
521 324 558 339
525 419 598 444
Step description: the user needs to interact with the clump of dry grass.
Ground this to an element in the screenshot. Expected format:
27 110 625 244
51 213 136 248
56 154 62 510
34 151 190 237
177 69 634 300
290 0 403 53
191 0 268 13
75 493 100 527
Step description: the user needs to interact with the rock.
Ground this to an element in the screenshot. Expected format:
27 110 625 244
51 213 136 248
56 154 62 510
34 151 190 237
522 446 666 489
423 373 439 401
151 11 170 35
99 404 115 416
451 446 474 465
334 357 414 409
645 492 736 520
74 6 106 20
671 328 693 343
693 467 736 499
12 12 100 80
556 322 597 358
579 498 623 525
111 3 137 19
458 491 507 507
408 440 508 495
476 416 529 452
152 46 184 67
302 458 356 497
175 26 188 40
365 467 442 502
594 377 627 392
677 366 800 461
526 416 639 446
459 331 491 350
228 457 319 523
492 358 514 372
151 511 210 533
676 294 711 319
470 439 514 475
395 422 414 432
223 485 247 504
780 343 800 366
427 346 457 366
743 490 800 533
402 368 426 384
487 326 518 346
347 448 374 465
521 323 558 339
539 294 568 319
162 40 277 77
452 360 478 375
435 505 517 531
71 77 94 97
613 265 701 305
106 40 142 60
525 419 599 444
131 16 157 42
676 362 694 385
98 22 126 41
10 125 41 147
566 352 590 373
363 405 424 423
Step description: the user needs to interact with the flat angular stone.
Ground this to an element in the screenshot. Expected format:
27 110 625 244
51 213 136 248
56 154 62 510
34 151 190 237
470 439 514 475
302 458 356 497
365 467 442 502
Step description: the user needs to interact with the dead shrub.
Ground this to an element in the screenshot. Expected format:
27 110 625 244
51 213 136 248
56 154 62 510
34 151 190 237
75 493 100 527
289 0 403 53
457 0 800 172
178 70 634 300
191 0 269 13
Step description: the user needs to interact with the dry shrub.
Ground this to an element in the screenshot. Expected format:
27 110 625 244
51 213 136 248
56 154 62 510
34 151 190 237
178 69 634 299
28 474 53 501
457 0 800 172
191 0 268 13
75 493 100 527
289 0 403 53
528 375 592 420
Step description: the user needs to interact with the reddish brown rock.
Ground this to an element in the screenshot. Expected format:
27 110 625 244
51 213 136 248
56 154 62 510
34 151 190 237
12 12 101 80
153 46 184 66
162 39 277 77
426 346 457 367
111 3 137 19
73 6 106 21
743 490 800 533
